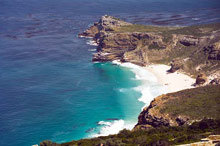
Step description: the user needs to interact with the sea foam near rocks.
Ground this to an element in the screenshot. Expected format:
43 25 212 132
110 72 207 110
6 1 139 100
91 119 134 137
112 60 164 107
86 39 98 46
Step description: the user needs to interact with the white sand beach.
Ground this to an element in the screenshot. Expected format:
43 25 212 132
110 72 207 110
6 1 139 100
145 64 195 94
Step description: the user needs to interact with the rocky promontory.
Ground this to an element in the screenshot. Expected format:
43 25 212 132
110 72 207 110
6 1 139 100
135 85 220 130
80 15 220 83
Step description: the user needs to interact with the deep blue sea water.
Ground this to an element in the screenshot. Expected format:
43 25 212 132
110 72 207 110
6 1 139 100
0 0 220 146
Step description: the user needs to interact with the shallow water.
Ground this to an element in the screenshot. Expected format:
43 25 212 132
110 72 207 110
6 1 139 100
0 0 220 146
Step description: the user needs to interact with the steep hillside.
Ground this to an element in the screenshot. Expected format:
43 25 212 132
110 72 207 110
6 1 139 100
40 119 220 146
135 85 220 129
79 16 220 80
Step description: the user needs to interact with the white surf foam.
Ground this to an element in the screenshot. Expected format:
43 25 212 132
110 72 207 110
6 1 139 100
92 119 134 137
192 18 200 21
97 121 112 126
86 40 98 46
118 88 128 93
88 49 96 52
90 60 165 138
112 60 162 107
78 35 93 39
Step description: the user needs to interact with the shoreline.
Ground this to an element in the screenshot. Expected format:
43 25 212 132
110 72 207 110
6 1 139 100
113 60 195 105
90 60 196 138
145 64 195 94
90 60 162 138
86 39 196 138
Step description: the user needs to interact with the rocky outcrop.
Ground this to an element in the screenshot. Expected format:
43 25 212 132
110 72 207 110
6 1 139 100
80 16 220 77
204 42 220 60
79 23 99 38
135 85 220 130
179 35 199 46
79 15 131 38
210 78 220 84
135 94 192 130
168 58 184 73
195 73 207 85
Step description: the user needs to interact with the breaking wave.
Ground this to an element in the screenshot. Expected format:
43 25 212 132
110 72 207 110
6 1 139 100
91 119 134 137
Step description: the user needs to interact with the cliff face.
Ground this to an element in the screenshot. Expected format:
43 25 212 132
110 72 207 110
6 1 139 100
135 85 220 130
79 16 220 81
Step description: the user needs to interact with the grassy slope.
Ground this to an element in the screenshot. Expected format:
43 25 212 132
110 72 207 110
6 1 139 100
160 85 220 119
113 23 220 36
41 119 220 146
114 23 220 77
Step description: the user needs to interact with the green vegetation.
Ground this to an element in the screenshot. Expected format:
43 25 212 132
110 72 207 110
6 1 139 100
113 23 220 37
160 85 220 119
166 23 220 37
116 23 220 77
113 24 178 33
40 119 220 146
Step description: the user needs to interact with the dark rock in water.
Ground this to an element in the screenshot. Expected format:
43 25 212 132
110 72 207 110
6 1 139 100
105 118 119 121
196 73 207 85
85 128 95 133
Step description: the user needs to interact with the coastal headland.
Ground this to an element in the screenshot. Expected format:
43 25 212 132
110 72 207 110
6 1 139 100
41 15 220 146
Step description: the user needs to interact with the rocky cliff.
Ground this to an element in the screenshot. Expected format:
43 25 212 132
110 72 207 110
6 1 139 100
79 15 220 83
135 85 220 130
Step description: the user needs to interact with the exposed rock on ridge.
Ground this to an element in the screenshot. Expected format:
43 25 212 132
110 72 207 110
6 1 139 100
135 85 220 130
80 16 220 77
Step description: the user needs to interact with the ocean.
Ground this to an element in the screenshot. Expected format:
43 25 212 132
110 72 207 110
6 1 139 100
0 0 220 146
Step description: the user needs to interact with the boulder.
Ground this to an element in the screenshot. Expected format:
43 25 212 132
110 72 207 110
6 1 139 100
168 59 183 73
196 73 207 85
210 78 220 85
78 23 99 38
179 36 199 46
204 42 220 60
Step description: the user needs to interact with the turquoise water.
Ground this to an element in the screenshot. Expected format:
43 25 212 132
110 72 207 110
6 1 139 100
0 0 220 146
